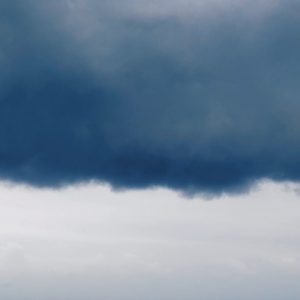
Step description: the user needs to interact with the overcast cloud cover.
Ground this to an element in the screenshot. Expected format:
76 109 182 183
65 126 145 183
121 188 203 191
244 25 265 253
1 0 300 192
1 181 300 300
2 2 300 298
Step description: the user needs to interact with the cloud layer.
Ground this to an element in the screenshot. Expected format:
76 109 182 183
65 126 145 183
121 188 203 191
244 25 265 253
1 182 300 299
1 0 300 192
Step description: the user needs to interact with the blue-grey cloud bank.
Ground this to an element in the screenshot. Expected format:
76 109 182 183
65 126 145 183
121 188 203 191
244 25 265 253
1 0 300 192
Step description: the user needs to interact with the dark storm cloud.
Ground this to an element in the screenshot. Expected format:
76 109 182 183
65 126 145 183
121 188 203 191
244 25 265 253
1 0 300 193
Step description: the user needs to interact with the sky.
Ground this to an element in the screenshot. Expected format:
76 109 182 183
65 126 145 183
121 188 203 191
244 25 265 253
1 181 300 299
1 0 300 299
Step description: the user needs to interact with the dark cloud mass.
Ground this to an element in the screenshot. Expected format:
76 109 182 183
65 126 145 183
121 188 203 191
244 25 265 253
1 0 300 192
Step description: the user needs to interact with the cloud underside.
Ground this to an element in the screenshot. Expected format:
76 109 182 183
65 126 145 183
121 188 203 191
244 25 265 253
1 0 300 193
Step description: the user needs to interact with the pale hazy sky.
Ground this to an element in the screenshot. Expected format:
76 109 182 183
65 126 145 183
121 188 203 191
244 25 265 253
1 181 300 299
